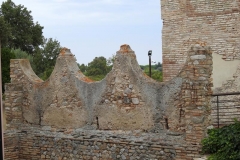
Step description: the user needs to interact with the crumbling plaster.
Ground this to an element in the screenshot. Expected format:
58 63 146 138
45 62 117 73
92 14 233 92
212 53 239 89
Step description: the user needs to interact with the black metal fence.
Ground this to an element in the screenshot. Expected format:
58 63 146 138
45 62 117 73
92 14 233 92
211 92 240 128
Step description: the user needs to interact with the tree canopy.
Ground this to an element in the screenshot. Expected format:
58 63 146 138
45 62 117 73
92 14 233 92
0 0 61 92
33 38 61 80
0 0 44 53
1 48 15 92
86 56 109 76
0 16 11 46
78 57 163 82
140 63 163 82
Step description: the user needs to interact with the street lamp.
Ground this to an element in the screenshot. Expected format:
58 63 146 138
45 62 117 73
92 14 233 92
148 50 152 77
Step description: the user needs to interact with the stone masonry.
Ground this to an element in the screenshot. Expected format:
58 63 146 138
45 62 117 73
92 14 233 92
161 0 240 81
4 44 212 159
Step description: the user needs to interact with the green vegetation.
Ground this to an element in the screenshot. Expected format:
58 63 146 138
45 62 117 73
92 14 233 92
0 0 61 89
78 57 163 82
1 48 15 92
79 56 112 81
32 38 61 80
12 48 36 70
0 16 11 47
202 120 240 160
1 0 44 54
0 0 163 91
140 62 163 82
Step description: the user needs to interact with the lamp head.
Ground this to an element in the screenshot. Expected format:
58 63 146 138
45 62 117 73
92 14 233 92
148 50 152 56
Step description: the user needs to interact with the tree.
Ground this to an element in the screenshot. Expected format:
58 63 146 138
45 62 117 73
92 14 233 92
155 62 162 71
86 56 109 76
144 66 163 82
139 62 163 81
1 48 15 92
40 38 61 69
0 16 11 95
33 38 61 80
107 54 116 66
0 0 44 53
32 47 44 76
78 63 87 73
83 56 113 81
0 16 11 47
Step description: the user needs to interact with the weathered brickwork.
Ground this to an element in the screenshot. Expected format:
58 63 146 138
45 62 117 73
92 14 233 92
4 130 19 159
179 45 212 145
4 44 212 159
161 0 240 81
4 83 23 129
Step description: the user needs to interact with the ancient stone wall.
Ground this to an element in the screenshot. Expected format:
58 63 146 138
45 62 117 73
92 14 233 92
178 45 212 145
4 126 203 160
4 130 19 159
4 44 212 159
5 46 184 132
161 0 240 81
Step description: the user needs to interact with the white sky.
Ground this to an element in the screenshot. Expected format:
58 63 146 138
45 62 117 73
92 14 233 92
2 0 163 65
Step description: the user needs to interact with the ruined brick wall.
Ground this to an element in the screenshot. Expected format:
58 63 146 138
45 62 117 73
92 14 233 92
161 0 240 81
4 44 212 159
179 45 212 145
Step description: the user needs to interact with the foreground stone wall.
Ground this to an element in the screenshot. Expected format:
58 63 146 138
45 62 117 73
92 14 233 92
4 44 212 159
5 126 203 160
161 0 240 81
4 131 19 159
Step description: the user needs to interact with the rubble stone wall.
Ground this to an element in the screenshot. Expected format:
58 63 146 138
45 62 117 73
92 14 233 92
161 0 240 81
4 130 19 159
4 127 202 160
4 44 212 159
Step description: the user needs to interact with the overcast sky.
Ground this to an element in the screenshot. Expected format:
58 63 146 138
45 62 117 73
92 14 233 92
3 0 162 65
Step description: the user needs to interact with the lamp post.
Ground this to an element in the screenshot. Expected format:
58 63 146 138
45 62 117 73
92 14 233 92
148 50 152 77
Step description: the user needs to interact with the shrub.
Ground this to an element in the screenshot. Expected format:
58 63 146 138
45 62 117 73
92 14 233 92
202 120 240 160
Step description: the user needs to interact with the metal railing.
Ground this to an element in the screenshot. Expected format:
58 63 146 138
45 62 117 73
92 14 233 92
211 92 240 128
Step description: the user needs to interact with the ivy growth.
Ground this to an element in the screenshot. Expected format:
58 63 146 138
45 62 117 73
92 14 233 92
202 120 240 160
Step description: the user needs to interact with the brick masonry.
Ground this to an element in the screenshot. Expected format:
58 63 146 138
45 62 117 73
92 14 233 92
161 0 240 81
4 44 212 159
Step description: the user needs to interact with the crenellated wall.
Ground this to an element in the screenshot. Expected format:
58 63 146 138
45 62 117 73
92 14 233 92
4 44 212 159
